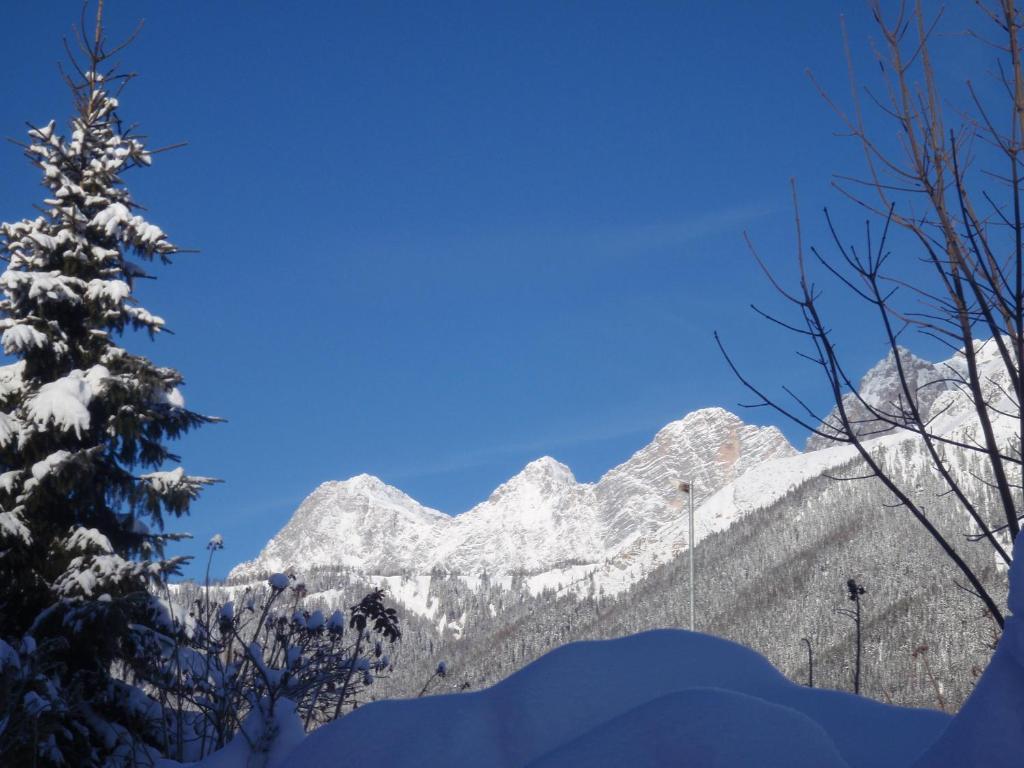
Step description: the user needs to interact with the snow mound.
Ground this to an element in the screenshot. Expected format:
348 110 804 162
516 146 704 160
283 630 947 768
527 688 849 768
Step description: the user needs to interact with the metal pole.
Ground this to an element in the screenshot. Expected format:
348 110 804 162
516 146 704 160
801 637 814 687
689 481 695 631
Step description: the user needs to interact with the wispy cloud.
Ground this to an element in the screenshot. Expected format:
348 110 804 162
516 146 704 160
583 201 775 256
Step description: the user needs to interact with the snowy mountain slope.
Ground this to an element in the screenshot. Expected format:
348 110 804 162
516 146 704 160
229 474 447 578
926 339 1020 450
524 426 940 601
229 408 795 586
447 435 1005 712
573 440 867 597
433 457 606 573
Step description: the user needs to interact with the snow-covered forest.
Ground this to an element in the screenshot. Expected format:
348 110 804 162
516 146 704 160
2 1 1024 766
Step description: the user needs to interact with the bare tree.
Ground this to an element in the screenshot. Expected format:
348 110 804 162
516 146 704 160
718 0 1024 628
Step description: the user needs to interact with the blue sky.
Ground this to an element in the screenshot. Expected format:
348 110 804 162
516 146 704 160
0 2 985 578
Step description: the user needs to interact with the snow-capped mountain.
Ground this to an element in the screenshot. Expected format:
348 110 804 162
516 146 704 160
805 347 954 451
593 408 795 551
434 457 603 573
229 408 796 582
804 338 1021 454
232 474 448 576
230 339 1017 614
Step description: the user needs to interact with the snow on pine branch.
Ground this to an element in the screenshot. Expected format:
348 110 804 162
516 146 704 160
141 467 217 498
0 361 24 399
0 270 84 305
54 552 170 598
30 450 73 483
24 367 109 438
1 324 47 354
0 508 30 545
0 411 22 448
65 526 114 555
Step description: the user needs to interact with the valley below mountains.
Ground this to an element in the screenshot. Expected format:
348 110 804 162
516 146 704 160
201 343 1015 711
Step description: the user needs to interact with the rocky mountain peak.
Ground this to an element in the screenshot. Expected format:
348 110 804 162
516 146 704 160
332 473 387 496
859 347 942 407
503 456 576 489
652 407 739 441
475 457 579 523
806 347 952 451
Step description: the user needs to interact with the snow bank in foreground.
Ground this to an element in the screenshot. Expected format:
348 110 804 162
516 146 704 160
527 687 850 768
287 630 946 768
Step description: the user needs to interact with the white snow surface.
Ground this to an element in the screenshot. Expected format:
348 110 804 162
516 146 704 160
172 629 949 768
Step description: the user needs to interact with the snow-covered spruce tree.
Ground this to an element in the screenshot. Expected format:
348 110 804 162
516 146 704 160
0 17 216 767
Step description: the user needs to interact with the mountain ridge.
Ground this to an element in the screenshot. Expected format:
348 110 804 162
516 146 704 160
229 407 796 582
230 340 1016 607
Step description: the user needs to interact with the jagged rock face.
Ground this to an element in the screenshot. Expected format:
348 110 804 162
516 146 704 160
593 408 796 551
805 347 952 451
806 340 1021 453
229 475 447 580
930 338 1020 446
229 408 797 581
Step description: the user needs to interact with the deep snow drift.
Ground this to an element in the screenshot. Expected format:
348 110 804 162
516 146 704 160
287 630 947 768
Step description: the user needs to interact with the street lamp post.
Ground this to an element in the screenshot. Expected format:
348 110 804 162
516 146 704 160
679 481 694 631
